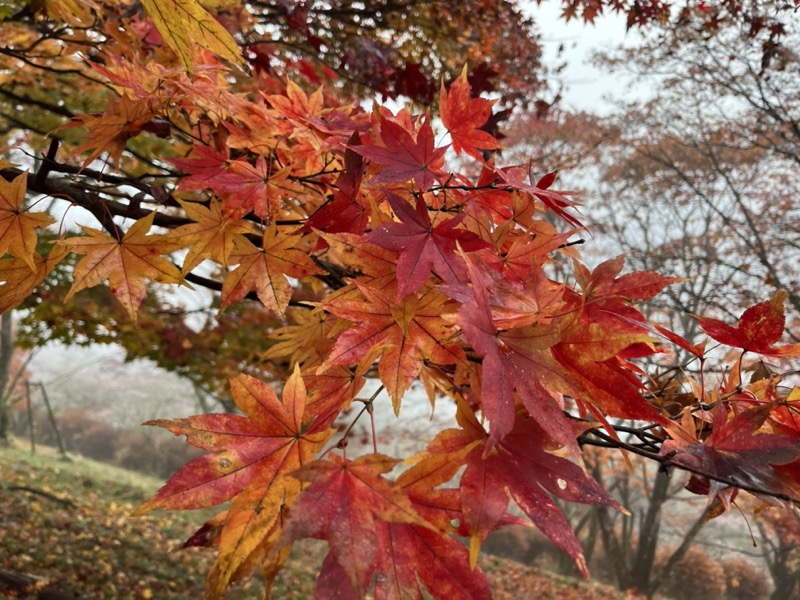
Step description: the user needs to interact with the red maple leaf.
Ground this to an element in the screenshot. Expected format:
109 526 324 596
352 115 447 191
452 255 586 455
439 66 500 160
214 156 292 219
663 403 800 504
371 437 498 599
171 144 231 193
697 291 800 357
366 190 489 298
422 407 622 578
497 166 582 228
552 256 678 425
304 133 369 238
278 453 434 598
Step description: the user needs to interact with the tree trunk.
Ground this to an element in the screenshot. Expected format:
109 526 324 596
631 468 671 593
0 312 13 445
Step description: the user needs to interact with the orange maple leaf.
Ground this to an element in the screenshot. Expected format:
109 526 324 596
136 368 332 594
319 281 464 412
67 94 158 167
58 213 183 319
220 224 322 316
169 199 255 274
0 172 54 270
440 66 500 160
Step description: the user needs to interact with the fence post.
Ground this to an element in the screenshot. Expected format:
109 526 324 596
38 382 68 460
25 380 35 455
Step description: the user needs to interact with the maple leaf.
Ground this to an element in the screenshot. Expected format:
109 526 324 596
440 66 500 160
453 255 585 455
0 245 67 313
371 437 494 599
169 199 255 273
171 144 232 193
136 369 332 592
140 0 245 71
553 255 678 424
67 94 157 166
0 172 54 270
305 133 369 238
497 166 582 228
262 307 333 369
353 115 447 191
316 230 398 278
319 281 464 412
279 453 435 598
697 291 800 357
264 79 324 121
215 157 292 220
366 190 490 298
663 403 800 506
220 223 323 316
422 408 621 578
58 213 183 320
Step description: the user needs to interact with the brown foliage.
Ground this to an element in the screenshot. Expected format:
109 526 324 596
722 557 772 600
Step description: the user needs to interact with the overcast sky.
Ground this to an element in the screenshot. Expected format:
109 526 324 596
528 2 644 113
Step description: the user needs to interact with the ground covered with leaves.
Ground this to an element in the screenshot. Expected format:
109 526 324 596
0 442 637 599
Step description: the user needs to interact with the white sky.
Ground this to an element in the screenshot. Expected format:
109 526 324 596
526 2 645 113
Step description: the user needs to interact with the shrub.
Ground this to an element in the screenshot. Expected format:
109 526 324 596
656 547 726 600
723 557 772 600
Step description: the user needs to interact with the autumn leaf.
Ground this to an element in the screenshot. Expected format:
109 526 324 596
464 418 621 577
453 255 586 455
262 307 333 369
172 144 232 192
58 213 183 320
67 94 157 167
353 115 447 191
420 409 621 578
215 157 293 220
0 172 54 270
279 453 434 598
440 66 500 160
366 190 490 298
497 166 582 228
0 245 67 313
136 368 332 593
169 199 254 273
305 133 369 238
372 439 493 599
319 281 464 412
663 403 800 506
140 0 246 71
264 79 324 121
220 223 322 316
697 291 800 357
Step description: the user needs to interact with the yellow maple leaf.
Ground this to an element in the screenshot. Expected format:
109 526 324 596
0 245 67 314
0 172 55 271
140 0 246 72
58 213 183 319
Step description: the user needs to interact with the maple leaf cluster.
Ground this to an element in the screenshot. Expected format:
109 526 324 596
2 3 800 600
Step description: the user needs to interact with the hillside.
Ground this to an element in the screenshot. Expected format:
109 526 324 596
0 442 638 599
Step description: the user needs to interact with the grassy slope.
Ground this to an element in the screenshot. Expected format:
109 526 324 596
0 442 637 599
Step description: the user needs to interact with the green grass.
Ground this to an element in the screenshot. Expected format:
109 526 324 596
0 440 636 599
